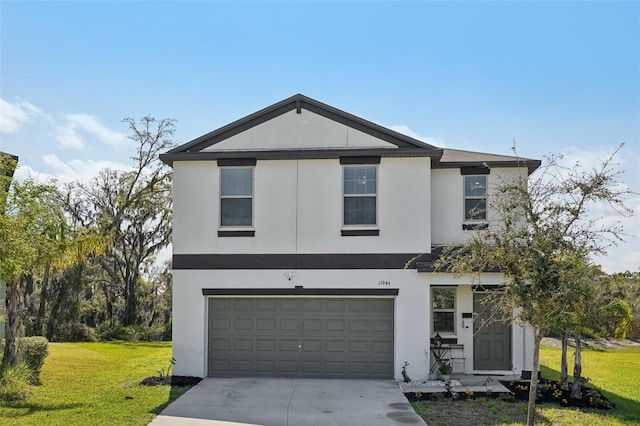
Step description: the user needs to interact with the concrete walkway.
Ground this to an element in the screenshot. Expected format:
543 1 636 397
149 378 426 426
399 374 513 395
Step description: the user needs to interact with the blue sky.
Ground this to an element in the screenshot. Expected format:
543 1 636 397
1 1 638 272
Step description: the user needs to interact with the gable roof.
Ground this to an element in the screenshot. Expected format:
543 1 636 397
160 94 540 174
160 94 443 165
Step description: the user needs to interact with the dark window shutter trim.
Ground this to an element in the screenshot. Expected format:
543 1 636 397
217 158 257 166
341 229 380 237
218 230 256 237
461 167 490 175
462 223 489 231
339 156 381 165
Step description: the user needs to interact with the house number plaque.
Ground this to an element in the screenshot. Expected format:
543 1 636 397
378 280 391 286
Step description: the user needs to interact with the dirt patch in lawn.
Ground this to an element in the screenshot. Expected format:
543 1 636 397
139 375 202 387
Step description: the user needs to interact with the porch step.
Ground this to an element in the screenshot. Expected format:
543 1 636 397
399 376 513 394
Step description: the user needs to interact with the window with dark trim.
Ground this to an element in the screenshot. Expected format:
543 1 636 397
343 165 377 226
464 175 487 221
432 287 456 333
220 167 253 227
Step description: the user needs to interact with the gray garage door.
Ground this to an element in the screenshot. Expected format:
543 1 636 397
208 297 394 378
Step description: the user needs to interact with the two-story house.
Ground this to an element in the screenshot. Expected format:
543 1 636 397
160 94 538 381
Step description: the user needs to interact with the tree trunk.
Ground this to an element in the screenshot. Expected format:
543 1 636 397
571 335 583 399
45 280 64 341
526 329 542 426
2 280 22 367
34 263 50 335
123 273 137 326
559 332 569 390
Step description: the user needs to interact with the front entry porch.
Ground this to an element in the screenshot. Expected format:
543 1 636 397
399 373 519 394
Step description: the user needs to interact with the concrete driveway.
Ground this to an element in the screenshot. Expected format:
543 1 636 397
149 378 425 426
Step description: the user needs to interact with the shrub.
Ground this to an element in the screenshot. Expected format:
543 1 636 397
18 336 49 384
55 323 98 342
99 324 140 341
0 362 31 401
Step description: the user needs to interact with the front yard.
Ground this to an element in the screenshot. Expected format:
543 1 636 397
0 341 189 426
2 340 638 425
412 340 640 425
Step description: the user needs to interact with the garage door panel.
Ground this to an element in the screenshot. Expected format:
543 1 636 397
257 299 277 311
255 339 276 351
208 298 394 378
233 318 253 331
326 300 346 312
371 340 393 353
371 319 393 332
279 339 299 351
326 319 345 331
325 340 345 352
210 318 231 330
234 299 253 310
302 339 322 352
348 341 368 352
302 319 322 332
233 339 252 351
279 319 300 332
256 318 276 331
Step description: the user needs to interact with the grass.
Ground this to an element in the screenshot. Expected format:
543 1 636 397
0 341 189 426
412 342 640 425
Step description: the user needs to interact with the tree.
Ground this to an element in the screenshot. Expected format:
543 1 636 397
0 176 107 365
65 116 175 327
437 146 631 425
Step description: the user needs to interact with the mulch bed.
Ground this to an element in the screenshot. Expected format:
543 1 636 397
501 379 615 409
405 379 615 410
139 375 202 387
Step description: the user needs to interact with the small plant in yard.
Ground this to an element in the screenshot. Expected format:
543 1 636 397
438 361 452 375
156 357 176 379
401 361 411 383
444 379 459 400
0 362 31 402
18 336 49 384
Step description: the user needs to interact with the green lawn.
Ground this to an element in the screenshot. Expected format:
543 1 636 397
0 341 188 426
412 342 640 425
537 343 640 425
3 341 639 425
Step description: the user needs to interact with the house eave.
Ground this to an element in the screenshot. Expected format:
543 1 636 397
161 147 442 166
434 159 542 175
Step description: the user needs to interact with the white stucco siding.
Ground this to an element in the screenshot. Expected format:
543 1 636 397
202 110 396 152
431 167 527 245
171 269 431 381
172 161 218 253
172 157 431 255
423 273 533 376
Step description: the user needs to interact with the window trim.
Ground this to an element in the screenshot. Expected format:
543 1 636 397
432 287 456 335
219 166 254 229
463 174 488 223
342 164 379 228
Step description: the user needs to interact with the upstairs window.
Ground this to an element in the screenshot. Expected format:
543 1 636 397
432 288 456 333
220 167 253 227
343 166 377 226
464 175 487 221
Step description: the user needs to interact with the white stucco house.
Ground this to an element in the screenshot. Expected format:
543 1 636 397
160 94 539 381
